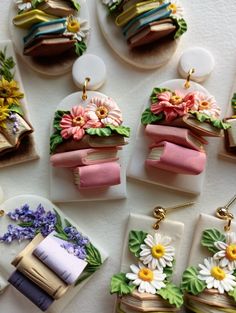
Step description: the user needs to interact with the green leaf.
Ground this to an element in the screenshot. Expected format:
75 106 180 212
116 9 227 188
86 127 112 137
228 287 236 301
110 273 136 296
163 259 176 281
53 110 70 131
181 266 206 295
157 283 184 308
173 18 188 39
64 218 72 228
54 233 69 241
18 221 34 227
201 228 226 253
231 93 236 114
53 209 62 228
150 87 171 103
106 125 130 137
189 111 231 130
9 104 24 116
128 230 147 257
70 0 80 11
74 41 87 56
50 132 63 154
141 108 164 125
0 47 15 81
85 243 102 270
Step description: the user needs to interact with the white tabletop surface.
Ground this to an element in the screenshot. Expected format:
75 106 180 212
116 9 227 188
0 1 236 313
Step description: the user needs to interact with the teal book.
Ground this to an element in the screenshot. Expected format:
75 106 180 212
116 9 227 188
23 18 67 45
122 2 171 39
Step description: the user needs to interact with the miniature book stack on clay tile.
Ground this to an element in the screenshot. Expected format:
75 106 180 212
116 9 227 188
0 40 38 168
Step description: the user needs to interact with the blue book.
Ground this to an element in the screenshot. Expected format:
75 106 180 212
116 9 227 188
122 3 171 39
23 17 67 45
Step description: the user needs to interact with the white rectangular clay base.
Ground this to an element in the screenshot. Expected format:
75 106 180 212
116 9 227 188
188 213 236 266
0 195 108 313
127 120 205 195
0 40 39 168
112 213 184 312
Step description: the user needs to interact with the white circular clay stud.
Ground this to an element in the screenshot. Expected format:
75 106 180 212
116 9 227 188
72 54 106 90
178 47 215 82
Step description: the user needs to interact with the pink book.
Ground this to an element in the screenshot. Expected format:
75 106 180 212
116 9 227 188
146 141 206 175
74 161 121 189
50 147 119 167
145 124 207 152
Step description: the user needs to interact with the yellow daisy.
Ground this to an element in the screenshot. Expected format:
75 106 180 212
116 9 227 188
0 77 24 107
0 104 9 128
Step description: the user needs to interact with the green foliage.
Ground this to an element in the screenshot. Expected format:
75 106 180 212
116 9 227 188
141 108 163 125
128 230 147 257
228 287 236 301
157 283 183 308
201 228 226 253
50 132 63 154
9 104 24 116
86 127 112 137
31 0 44 8
18 221 34 227
163 259 175 281
150 87 171 103
181 266 206 295
110 273 136 296
173 18 188 39
70 0 80 11
0 47 15 81
74 41 87 56
231 93 236 114
53 110 70 131
189 111 231 130
106 124 130 137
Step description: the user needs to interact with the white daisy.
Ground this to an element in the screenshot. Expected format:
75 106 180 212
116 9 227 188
66 17 89 42
139 233 175 270
102 0 119 8
191 91 221 118
15 0 32 12
214 232 236 271
198 257 236 294
166 0 184 20
126 262 166 294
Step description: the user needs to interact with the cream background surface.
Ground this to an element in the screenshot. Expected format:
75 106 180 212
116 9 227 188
0 1 236 313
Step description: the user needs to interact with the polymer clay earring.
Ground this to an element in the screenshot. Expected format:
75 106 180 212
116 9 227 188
181 195 236 313
49 54 130 202
0 40 38 168
10 0 90 75
128 68 229 194
110 203 194 313
0 194 107 311
97 0 187 69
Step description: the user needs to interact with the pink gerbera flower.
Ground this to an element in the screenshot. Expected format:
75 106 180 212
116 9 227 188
190 91 221 118
60 106 93 141
85 96 123 127
151 90 195 122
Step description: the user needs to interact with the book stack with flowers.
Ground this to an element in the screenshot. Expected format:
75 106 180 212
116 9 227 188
12 0 89 60
102 0 187 49
141 87 230 176
50 96 130 189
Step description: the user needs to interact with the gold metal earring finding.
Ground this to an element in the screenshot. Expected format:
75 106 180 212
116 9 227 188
152 201 195 230
216 194 236 231
184 68 195 89
0 209 5 217
82 77 90 100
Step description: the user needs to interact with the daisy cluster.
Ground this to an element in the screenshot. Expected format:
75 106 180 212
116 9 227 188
50 95 130 153
142 87 229 130
111 230 183 308
0 204 89 260
182 229 236 298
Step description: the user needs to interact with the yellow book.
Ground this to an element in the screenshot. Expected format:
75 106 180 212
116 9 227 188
115 0 160 27
13 9 57 29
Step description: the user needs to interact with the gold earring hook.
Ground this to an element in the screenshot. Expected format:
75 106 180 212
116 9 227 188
82 77 90 101
216 195 236 231
0 209 5 217
184 68 195 89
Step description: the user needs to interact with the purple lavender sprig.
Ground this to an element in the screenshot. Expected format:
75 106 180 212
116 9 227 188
8 112 19 134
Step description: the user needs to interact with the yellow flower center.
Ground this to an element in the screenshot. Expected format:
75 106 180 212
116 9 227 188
226 244 236 261
170 95 182 106
67 19 80 33
168 3 177 14
0 87 11 98
211 266 226 281
199 101 210 110
151 244 165 259
138 268 154 282
96 106 109 119
72 116 85 126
